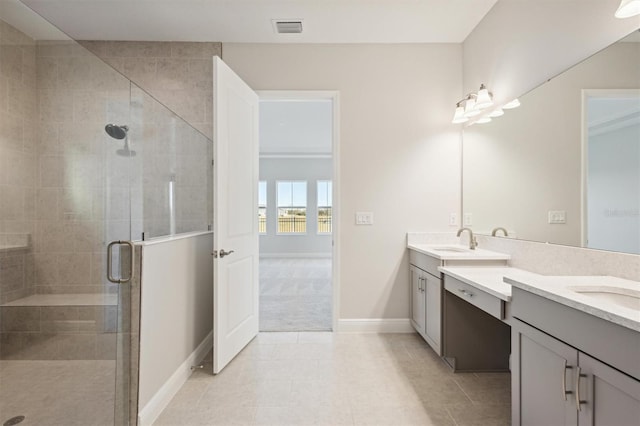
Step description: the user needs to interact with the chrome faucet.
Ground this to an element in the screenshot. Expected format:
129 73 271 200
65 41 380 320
491 227 509 237
457 227 478 250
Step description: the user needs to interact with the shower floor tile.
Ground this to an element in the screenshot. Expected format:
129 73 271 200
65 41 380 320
0 360 115 426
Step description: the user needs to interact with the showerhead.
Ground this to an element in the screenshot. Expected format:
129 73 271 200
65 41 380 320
105 124 129 140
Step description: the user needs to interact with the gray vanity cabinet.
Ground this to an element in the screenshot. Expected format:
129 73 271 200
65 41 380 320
577 352 640 426
513 319 640 426
409 251 442 355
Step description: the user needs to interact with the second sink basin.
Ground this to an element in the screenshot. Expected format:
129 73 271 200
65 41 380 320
429 246 470 253
567 286 640 311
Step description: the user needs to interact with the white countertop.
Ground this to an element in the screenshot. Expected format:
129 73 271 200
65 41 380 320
438 266 538 301
505 275 640 332
407 243 511 261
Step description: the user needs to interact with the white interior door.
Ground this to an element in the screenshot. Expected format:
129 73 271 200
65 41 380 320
212 57 259 374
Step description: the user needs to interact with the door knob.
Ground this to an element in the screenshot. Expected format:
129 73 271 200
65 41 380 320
219 249 235 258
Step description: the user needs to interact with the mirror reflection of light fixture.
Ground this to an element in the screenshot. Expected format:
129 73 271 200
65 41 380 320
475 84 493 109
451 102 469 123
503 98 521 109
489 108 504 118
615 0 640 18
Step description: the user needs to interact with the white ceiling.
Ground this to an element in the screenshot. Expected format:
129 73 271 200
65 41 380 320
259 100 332 155
18 0 498 43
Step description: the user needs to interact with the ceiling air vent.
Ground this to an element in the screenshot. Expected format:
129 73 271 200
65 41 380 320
273 20 303 34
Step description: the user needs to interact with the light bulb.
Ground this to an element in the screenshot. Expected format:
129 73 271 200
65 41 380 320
503 98 521 109
451 106 468 124
615 0 640 18
476 116 492 124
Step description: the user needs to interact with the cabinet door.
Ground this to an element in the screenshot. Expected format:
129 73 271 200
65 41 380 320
424 272 441 355
410 266 426 336
577 352 640 426
512 320 578 426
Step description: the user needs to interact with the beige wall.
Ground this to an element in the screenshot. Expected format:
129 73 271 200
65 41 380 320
80 41 221 139
224 43 463 320
462 0 639 107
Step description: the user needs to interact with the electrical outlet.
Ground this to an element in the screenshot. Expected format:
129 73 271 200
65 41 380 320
464 213 473 226
449 213 458 226
355 212 373 225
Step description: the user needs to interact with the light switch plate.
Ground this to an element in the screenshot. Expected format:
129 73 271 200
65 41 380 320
548 210 566 224
464 213 473 226
355 212 373 225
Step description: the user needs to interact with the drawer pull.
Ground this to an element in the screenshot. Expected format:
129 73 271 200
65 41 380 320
458 288 474 298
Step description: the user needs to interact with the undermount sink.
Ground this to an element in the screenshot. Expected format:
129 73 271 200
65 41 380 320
567 286 640 311
429 246 470 253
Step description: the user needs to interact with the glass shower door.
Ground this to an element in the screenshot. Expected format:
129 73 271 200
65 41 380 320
103 86 137 426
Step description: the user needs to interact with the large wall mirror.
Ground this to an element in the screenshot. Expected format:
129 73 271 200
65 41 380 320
463 29 640 255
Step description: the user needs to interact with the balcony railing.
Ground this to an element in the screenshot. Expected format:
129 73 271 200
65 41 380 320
277 216 307 233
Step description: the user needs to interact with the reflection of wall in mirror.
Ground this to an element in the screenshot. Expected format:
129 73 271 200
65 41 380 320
463 40 640 251
588 108 639 255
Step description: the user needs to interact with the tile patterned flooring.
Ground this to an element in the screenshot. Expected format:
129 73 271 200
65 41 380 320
0 360 115 425
155 332 511 426
259 259 332 332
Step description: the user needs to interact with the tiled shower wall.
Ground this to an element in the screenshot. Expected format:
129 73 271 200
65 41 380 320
0 19 37 304
80 41 221 139
33 40 131 296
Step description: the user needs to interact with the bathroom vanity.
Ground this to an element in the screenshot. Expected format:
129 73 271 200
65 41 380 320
507 275 640 426
407 238 510 369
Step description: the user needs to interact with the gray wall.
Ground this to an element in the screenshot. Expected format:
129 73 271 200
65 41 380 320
259 157 332 256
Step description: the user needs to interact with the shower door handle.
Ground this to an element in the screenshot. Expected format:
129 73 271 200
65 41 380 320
107 240 135 284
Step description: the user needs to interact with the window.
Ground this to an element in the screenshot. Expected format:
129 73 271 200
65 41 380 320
258 181 267 234
277 181 307 234
317 181 332 234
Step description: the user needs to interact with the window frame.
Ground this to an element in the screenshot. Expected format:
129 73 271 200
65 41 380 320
317 180 332 235
276 180 308 235
258 180 267 235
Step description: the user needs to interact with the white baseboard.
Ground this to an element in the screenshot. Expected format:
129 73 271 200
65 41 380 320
137 331 213 426
259 252 332 259
337 318 414 333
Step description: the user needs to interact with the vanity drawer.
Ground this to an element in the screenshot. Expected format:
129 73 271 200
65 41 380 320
444 275 503 320
409 250 441 276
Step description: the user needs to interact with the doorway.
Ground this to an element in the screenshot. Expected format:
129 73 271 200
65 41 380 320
257 92 340 332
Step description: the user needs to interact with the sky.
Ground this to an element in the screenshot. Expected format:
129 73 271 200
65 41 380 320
259 181 332 207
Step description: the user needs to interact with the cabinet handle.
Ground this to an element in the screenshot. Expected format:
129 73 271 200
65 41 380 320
562 361 573 400
421 277 425 292
575 366 587 411
458 288 474 298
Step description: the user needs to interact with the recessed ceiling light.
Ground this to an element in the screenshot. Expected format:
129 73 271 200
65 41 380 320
273 20 303 34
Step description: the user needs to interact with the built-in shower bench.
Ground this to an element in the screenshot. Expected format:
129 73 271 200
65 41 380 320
0 293 118 360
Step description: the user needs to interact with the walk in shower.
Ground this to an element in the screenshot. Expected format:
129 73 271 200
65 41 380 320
0 3 212 425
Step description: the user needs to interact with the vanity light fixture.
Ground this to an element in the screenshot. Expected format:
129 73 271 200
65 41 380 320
451 102 469 123
503 98 521 109
475 84 493 109
615 0 640 18
464 96 482 117
476 116 492 124
451 83 496 123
